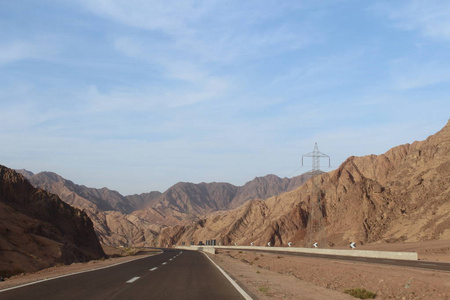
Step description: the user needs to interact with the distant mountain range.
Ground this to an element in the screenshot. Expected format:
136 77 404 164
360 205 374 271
17 169 312 246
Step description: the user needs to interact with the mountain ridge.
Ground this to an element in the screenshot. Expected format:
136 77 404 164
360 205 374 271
19 169 312 246
158 120 450 247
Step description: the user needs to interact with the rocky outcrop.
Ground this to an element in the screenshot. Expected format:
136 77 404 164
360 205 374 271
0 166 105 277
159 120 450 247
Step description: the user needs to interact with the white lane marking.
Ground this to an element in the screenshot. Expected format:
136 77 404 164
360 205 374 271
126 277 140 283
150 267 158 271
0 250 164 293
162 262 167 265
202 252 253 300
169 258 173 261
418 263 438 266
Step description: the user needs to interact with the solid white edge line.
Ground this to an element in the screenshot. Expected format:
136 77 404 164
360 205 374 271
126 276 140 283
202 252 253 300
0 250 163 293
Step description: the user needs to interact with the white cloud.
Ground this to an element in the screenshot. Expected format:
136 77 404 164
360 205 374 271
373 0 450 40
0 42 41 66
81 0 213 35
85 0 319 65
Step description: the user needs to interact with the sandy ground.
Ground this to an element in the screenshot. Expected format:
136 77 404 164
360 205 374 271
210 249 450 300
0 248 160 291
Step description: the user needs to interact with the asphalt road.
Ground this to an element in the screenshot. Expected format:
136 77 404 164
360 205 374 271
0 250 246 300
220 247 450 272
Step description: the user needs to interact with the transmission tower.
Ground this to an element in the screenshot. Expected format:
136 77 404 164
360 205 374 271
302 143 330 248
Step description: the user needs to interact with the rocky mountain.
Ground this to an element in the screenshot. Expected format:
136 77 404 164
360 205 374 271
16 171 163 247
230 173 314 209
23 172 151 214
0 165 105 277
158 120 450 247
21 169 312 245
132 174 313 226
125 191 163 210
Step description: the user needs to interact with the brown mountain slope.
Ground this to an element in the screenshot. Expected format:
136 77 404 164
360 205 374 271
159 120 450 247
26 172 163 247
230 173 313 209
125 191 163 210
0 165 105 277
27 172 142 214
133 173 313 226
24 169 311 235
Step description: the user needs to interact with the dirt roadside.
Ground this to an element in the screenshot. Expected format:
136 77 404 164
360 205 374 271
209 249 450 300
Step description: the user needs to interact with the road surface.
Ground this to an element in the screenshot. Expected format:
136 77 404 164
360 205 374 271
0 250 247 300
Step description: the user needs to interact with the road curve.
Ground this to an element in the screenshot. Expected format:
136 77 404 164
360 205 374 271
0 250 247 300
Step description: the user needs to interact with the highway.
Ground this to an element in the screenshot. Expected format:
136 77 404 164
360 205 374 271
219 248 450 272
0 250 248 300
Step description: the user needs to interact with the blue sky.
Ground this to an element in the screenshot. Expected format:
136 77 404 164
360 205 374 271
1 0 449 195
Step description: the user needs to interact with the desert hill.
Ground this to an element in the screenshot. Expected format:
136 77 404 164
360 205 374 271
20 171 155 214
17 171 163 247
158 120 450 247
0 165 105 277
19 170 311 246
132 174 312 226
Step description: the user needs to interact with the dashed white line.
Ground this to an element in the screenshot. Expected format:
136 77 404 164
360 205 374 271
150 267 158 271
126 277 140 283
162 262 167 265
0 251 164 293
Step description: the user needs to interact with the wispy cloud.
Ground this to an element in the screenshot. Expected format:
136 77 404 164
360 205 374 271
0 41 49 66
2 0 450 194
84 0 318 64
373 0 450 40
81 0 212 35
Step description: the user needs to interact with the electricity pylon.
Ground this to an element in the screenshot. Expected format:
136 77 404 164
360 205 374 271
302 143 330 248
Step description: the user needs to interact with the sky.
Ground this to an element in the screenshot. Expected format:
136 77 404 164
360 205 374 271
1 0 449 195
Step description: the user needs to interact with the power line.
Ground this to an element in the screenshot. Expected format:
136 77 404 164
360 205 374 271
302 143 330 248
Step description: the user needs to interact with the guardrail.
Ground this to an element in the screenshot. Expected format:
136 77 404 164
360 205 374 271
176 246 216 254
176 245 418 260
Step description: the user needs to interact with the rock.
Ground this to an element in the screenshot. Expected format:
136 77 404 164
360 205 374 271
0 166 105 276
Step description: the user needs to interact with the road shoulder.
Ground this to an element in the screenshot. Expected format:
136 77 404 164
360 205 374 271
208 249 450 300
